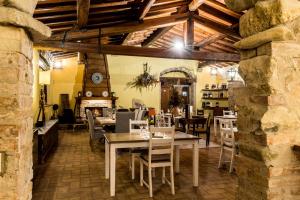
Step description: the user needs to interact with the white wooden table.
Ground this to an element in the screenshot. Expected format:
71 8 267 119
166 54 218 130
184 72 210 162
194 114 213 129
104 132 200 196
213 115 237 137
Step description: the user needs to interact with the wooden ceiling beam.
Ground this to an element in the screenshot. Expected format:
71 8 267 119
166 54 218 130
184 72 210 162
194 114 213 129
139 0 156 20
183 15 194 50
142 26 172 47
77 0 90 28
49 13 188 40
194 33 226 48
34 41 240 62
189 0 205 11
192 14 240 40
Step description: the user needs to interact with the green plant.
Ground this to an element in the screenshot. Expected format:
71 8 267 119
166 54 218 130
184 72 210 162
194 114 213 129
169 89 184 108
126 63 158 92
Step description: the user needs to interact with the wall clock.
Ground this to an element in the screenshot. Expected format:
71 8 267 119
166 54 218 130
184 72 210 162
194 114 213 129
91 72 103 84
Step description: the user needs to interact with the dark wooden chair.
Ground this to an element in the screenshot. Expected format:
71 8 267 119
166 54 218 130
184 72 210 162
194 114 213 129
190 115 212 146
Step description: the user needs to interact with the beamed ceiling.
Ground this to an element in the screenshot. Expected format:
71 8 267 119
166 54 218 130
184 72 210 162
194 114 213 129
34 0 242 67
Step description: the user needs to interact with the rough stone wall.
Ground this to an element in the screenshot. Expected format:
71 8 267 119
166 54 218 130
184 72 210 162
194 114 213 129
0 3 50 200
226 0 300 199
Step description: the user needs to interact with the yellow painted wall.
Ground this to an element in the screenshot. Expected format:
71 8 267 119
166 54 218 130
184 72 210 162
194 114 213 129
32 50 40 122
48 58 84 110
107 55 228 111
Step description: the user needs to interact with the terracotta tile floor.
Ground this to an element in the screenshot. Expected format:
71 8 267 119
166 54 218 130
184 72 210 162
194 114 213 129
33 130 237 200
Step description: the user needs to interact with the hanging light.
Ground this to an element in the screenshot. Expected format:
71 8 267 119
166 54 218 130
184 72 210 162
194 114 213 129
210 67 218 76
227 67 237 80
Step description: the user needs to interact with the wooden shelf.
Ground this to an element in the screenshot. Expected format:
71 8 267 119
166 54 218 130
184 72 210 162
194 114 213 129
202 97 228 100
81 97 118 100
202 89 228 92
203 107 229 110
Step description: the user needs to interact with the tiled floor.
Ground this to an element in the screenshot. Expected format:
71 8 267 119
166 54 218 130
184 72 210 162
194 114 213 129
33 130 237 200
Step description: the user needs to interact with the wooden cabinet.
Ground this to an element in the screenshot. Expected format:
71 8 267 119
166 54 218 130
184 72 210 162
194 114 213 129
37 120 59 164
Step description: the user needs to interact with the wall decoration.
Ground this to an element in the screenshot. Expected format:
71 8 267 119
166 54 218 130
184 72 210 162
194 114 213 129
91 72 103 84
127 63 158 92
86 91 93 97
102 91 109 97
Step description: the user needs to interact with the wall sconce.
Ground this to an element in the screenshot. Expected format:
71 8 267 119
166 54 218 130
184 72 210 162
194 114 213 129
227 68 237 80
210 67 218 76
53 61 63 69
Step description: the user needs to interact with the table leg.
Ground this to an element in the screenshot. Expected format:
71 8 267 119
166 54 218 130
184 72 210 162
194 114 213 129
193 140 199 187
214 117 217 137
110 144 116 196
105 140 109 179
175 146 180 173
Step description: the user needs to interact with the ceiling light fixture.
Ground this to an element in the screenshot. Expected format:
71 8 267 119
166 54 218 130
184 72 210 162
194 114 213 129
174 40 184 50
53 61 62 69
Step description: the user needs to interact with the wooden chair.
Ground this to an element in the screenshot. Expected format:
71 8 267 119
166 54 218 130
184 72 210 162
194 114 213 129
129 119 149 179
155 114 171 127
86 109 105 151
193 114 212 146
218 118 237 173
139 126 175 197
223 110 234 116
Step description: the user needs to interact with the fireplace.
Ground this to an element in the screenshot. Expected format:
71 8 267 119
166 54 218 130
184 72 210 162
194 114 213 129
80 98 112 119
84 107 107 118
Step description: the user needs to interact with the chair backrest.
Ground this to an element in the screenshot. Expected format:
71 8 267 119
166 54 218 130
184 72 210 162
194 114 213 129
86 109 95 138
129 119 149 133
115 112 135 133
155 114 172 127
136 110 147 120
219 118 236 147
205 114 212 128
103 108 113 117
148 126 175 164
223 110 234 116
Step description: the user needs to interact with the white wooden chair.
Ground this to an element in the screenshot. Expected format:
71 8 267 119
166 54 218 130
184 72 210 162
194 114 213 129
139 126 175 197
155 114 171 127
218 118 237 173
129 119 149 179
86 109 105 151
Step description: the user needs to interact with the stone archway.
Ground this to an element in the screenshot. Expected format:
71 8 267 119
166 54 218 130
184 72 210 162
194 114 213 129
159 67 197 111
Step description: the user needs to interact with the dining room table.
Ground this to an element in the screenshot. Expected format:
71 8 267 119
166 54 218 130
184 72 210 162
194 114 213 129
213 115 238 137
104 131 201 196
95 117 116 126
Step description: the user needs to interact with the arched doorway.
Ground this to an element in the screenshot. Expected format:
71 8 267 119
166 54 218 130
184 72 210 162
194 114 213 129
159 67 196 112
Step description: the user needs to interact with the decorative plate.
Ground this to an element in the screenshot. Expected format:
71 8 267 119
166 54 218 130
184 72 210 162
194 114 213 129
102 91 109 97
86 91 93 97
91 72 103 84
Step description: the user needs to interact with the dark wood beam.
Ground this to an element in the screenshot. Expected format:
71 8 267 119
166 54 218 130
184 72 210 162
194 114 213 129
49 13 188 40
192 14 240 40
139 0 156 20
77 0 90 28
34 40 240 62
184 14 194 50
189 0 205 11
141 27 172 47
194 33 226 49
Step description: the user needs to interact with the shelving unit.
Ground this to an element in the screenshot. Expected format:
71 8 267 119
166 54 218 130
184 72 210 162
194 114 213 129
201 87 229 116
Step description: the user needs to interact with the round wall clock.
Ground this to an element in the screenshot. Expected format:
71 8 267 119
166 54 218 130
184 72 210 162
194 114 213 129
102 91 109 97
91 72 103 84
86 91 93 97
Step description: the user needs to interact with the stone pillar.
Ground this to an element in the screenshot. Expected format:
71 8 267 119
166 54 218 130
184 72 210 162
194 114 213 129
0 2 50 200
225 0 300 199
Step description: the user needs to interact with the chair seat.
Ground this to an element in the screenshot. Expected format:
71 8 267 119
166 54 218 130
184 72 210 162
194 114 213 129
140 154 171 163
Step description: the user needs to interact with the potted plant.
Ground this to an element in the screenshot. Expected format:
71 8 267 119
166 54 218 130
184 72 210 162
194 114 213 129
168 89 184 116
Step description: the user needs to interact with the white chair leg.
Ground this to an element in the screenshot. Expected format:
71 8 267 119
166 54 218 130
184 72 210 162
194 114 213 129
149 167 153 197
140 160 143 186
170 165 175 195
162 167 165 184
229 149 235 173
131 154 135 179
218 147 223 169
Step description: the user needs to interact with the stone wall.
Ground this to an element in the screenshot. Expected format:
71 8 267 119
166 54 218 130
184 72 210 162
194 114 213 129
226 0 300 199
0 3 50 200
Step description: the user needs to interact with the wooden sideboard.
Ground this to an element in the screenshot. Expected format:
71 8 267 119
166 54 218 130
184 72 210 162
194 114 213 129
37 120 59 164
